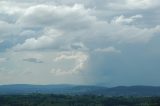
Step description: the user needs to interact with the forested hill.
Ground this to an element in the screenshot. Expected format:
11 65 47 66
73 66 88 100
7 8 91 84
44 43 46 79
0 84 160 96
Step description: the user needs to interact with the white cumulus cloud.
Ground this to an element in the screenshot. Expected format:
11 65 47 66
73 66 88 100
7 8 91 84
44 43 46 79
13 28 63 50
52 52 88 75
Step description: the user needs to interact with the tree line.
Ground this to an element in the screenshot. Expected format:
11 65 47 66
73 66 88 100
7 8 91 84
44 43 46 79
0 94 160 106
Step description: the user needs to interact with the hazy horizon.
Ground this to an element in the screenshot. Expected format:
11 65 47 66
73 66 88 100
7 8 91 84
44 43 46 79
0 0 160 86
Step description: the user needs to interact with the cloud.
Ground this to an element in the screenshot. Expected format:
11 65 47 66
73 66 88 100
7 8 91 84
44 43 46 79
126 0 158 9
0 21 15 37
12 13 160 52
0 40 4 43
17 4 95 30
0 0 160 85
70 42 88 51
108 0 160 10
94 47 121 53
111 15 143 24
23 58 43 63
12 28 63 51
0 58 8 63
52 51 88 75
105 25 160 43
5 2 160 53
59 42 89 51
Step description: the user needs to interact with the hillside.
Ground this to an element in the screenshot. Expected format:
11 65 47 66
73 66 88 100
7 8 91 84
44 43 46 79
0 84 160 96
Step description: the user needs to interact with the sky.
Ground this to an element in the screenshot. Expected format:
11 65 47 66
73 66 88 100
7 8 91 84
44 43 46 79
0 0 160 86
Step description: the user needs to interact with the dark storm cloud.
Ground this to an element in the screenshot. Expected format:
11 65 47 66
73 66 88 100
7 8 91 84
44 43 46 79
23 58 43 63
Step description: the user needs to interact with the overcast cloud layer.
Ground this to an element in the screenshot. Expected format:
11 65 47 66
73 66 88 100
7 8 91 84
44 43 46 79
0 0 160 86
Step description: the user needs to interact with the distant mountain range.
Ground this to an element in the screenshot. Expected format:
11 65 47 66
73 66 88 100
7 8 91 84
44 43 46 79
0 84 160 96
